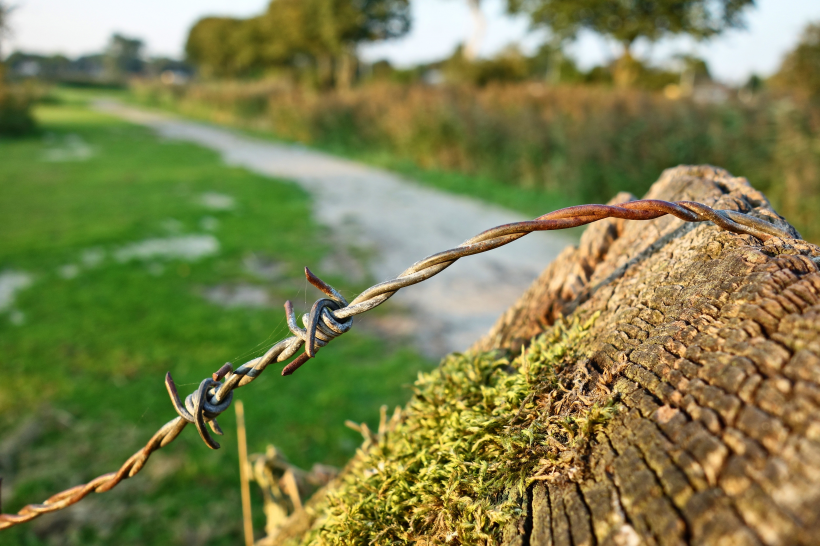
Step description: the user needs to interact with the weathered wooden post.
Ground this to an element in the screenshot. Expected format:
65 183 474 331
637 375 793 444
265 166 820 545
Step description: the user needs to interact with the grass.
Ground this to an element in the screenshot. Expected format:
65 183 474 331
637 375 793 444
125 84 584 223
0 93 431 545
306 145 583 221
130 80 820 243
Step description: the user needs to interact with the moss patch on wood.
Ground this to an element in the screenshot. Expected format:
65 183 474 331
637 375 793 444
296 312 614 545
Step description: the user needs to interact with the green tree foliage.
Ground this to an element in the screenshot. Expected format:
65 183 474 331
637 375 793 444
185 0 411 85
185 17 247 77
6 52 73 78
508 0 754 85
0 1 12 60
0 1 34 136
104 33 145 80
442 44 524 85
1 0 15 79
509 0 754 50
772 22 820 101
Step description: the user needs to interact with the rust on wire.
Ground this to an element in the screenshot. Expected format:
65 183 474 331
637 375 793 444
0 199 793 530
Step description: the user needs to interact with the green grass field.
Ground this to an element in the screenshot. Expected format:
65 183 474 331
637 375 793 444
0 94 431 544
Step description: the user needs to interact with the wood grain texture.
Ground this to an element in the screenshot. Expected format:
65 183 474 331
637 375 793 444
484 165 819 546
267 165 820 545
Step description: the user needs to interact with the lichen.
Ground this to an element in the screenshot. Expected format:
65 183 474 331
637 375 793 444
297 312 614 545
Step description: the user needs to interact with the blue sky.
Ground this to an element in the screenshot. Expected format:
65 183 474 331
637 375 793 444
3 0 819 83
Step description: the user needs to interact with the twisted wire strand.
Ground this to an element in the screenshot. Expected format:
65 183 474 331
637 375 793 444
0 199 792 530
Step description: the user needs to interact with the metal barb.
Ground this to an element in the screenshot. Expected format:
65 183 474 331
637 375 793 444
0 198 795 530
213 362 233 382
165 367 234 449
305 266 348 305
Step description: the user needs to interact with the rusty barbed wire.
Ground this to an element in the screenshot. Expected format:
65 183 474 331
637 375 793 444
0 199 793 530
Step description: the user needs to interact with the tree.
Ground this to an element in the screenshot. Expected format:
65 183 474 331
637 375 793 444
0 2 11 55
259 0 412 87
508 0 755 86
463 0 486 61
0 1 14 74
185 17 248 77
440 0 487 62
104 33 145 80
771 21 820 101
185 0 411 86
0 3 35 136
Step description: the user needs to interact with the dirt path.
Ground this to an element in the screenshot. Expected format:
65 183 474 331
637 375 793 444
95 101 573 357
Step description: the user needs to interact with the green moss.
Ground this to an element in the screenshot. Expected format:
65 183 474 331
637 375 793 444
300 312 614 545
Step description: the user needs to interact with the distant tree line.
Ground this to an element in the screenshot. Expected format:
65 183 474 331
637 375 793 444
3 33 193 86
508 0 754 86
185 0 411 87
3 0 817 100
183 0 754 89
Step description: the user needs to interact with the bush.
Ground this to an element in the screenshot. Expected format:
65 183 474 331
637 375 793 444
0 84 36 136
770 22 820 102
131 80 820 242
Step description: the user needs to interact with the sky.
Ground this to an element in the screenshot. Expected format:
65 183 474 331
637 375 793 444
2 0 819 84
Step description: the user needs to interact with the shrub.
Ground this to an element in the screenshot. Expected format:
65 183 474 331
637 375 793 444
0 84 36 136
130 80 820 242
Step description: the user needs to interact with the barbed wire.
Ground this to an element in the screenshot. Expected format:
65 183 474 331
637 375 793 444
0 199 793 530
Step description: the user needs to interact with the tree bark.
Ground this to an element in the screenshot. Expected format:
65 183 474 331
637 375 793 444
613 46 639 88
268 165 820 545
463 0 486 62
481 165 819 546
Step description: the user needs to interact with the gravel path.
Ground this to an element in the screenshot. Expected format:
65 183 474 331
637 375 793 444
95 101 573 357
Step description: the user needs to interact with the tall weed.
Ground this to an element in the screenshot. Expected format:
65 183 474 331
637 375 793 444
132 81 820 241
